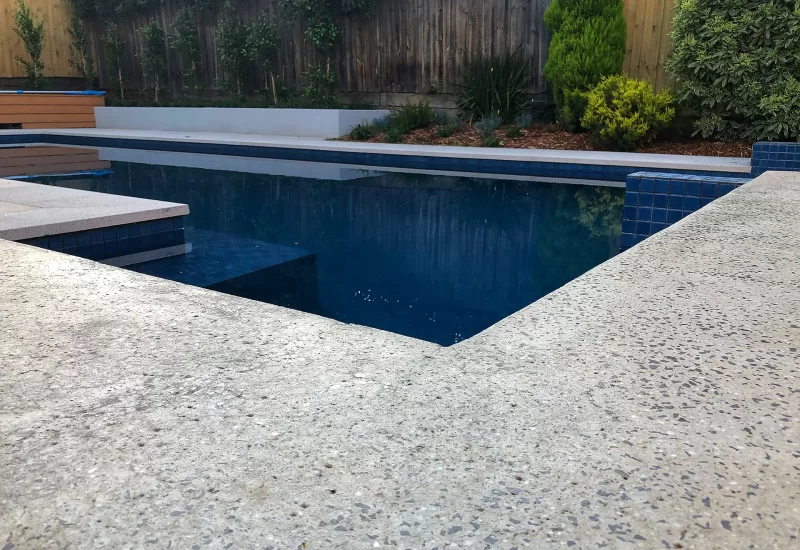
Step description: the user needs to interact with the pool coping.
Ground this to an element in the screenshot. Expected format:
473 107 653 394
1 171 798 548
0 128 752 179
0 177 189 241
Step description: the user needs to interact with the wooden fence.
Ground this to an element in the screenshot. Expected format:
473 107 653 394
0 0 78 81
1 0 675 96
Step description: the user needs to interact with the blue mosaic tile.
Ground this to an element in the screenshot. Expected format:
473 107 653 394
18 216 186 263
623 172 750 252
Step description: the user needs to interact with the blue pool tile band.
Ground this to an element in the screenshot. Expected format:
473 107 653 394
18 216 186 262
621 172 751 251
0 133 750 183
751 142 800 176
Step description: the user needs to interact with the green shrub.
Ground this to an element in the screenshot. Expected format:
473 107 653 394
432 110 451 125
349 122 375 140
246 14 281 104
581 75 675 151
104 23 125 99
372 114 391 131
383 127 405 143
216 1 249 95
437 120 462 138
475 114 502 138
544 0 626 131
668 0 800 141
506 126 522 138
170 6 201 92
514 112 533 129
68 10 93 88
483 135 501 148
140 20 167 102
457 51 529 123
13 0 46 89
388 101 434 134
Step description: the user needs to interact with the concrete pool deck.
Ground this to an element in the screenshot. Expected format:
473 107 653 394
0 127 752 174
0 178 188 241
1 171 798 548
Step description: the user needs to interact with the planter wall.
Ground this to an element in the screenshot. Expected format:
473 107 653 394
94 107 389 138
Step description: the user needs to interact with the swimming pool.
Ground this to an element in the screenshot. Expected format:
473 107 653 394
28 148 624 345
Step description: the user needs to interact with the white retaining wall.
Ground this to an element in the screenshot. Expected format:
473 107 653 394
94 107 389 138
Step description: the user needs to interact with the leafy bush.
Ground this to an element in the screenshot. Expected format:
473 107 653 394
349 122 375 140
581 75 675 151
246 14 281 104
372 114 391 131
303 64 339 107
104 23 125 99
68 10 93 88
544 0 626 130
506 126 522 138
514 112 533 129
170 6 201 91
668 0 800 141
475 114 502 138
483 135 501 148
457 52 529 123
432 109 451 125
13 0 46 89
437 120 462 138
140 21 167 101
383 127 405 143
216 1 249 95
388 102 435 134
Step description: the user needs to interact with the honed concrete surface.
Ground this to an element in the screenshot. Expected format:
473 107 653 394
0 178 189 240
0 172 798 549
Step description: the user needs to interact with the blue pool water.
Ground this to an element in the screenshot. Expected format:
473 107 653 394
33 150 624 345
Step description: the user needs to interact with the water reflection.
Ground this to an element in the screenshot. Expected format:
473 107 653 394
36 156 623 345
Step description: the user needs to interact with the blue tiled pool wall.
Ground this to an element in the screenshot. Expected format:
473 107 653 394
19 216 186 261
0 132 748 183
621 173 750 250
751 142 800 176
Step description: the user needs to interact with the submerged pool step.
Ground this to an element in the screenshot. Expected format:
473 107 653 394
128 228 319 312
0 178 190 264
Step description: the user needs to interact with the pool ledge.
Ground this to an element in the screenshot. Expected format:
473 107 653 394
1 171 798 548
0 127 752 174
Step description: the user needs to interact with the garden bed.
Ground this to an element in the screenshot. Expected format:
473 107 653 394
342 123 752 158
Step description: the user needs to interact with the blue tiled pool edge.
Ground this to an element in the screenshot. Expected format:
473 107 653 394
0 132 751 183
621 173 750 250
18 216 186 262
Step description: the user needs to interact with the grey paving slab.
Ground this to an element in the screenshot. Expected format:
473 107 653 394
0 178 189 240
0 172 798 549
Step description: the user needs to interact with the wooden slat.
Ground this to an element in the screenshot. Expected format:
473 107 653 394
0 146 97 158
21 122 98 128
0 0 673 96
0 95 105 106
3 114 95 124
0 0 78 78
0 153 101 168
0 160 111 177
0 105 96 115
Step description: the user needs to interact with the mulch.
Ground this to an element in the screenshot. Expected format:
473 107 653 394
343 123 752 158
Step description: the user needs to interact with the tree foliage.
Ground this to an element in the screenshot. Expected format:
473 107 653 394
667 0 800 141
246 14 281 103
543 0 626 130
140 20 167 101
215 1 249 94
170 6 201 90
104 22 125 98
13 0 46 89
68 10 94 87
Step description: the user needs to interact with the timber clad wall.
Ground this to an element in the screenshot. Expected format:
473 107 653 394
1 0 675 97
0 93 103 128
